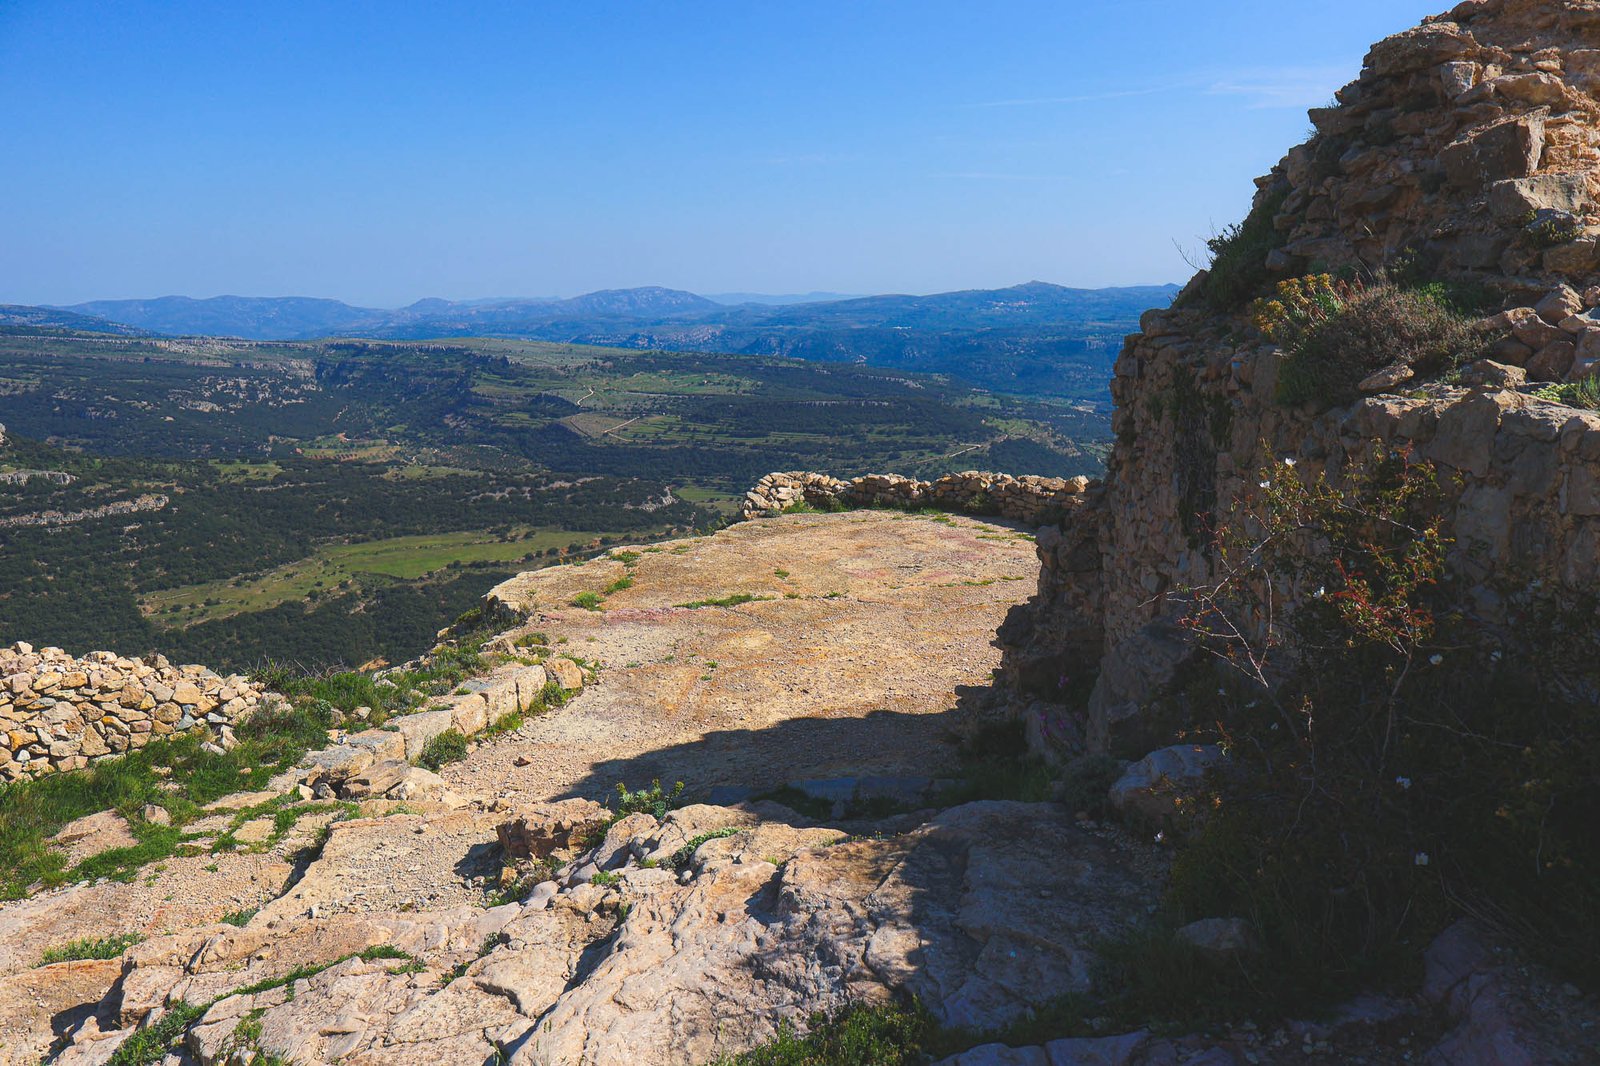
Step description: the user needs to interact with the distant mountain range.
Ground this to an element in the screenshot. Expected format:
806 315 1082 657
0 303 149 335
34 281 1179 396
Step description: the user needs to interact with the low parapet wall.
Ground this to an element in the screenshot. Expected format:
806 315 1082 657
0 643 274 781
742 470 1095 526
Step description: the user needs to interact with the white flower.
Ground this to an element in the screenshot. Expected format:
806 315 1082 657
1154 831 1166 844
1313 586 1326 599
1428 654 1443 666
1414 852 1430 867
1259 480 1271 489
1395 776 1412 790
1282 456 1297 467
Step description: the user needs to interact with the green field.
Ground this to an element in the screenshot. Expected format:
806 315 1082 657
142 527 613 628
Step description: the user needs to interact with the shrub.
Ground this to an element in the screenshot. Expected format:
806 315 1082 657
571 591 604 611
1172 449 1600 995
709 1001 934 1066
417 728 469 771
611 779 686 820
1189 192 1287 312
1272 283 1482 407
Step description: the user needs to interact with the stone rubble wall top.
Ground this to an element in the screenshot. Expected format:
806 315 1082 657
0 641 272 782
741 469 1096 526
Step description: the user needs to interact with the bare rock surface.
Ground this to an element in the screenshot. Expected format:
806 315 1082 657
18 511 1059 1065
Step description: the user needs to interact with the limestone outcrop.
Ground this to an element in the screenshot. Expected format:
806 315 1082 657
0 643 274 781
998 0 1600 759
53 800 1164 1066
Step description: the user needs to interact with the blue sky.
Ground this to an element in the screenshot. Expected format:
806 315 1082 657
2 1 1445 306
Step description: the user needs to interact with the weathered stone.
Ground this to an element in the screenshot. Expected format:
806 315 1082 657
1458 359 1526 389
1527 340 1576 381
1491 174 1591 224
1441 113 1545 190
546 658 584 692
1358 362 1416 393
391 709 456 761
1108 744 1224 827
449 693 490 735
497 799 610 860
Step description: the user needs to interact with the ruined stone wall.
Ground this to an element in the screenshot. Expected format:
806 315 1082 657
743 470 1093 526
998 0 1600 759
0 643 273 781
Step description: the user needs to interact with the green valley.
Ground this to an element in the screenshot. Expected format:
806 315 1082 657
0 326 1108 670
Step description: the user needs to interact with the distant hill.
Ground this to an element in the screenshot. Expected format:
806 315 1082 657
706 291 863 306
49 281 1178 396
0 304 145 335
62 295 387 339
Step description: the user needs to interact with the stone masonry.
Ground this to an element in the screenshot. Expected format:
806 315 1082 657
742 469 1095 526
0 642 273 781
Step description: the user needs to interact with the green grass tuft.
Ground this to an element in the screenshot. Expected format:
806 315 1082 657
37 932 144 966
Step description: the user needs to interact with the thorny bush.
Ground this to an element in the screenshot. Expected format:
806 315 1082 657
1171 445 1600 995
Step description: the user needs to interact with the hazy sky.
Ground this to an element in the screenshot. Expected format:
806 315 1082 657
3 1 1445 306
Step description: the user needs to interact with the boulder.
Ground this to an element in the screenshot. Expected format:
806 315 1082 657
1174 917 1259 962
1108 744 1225 827
1490 174 1591 224
1441 113 1545 191
546 658 584 692
1458 359 1526 389
497 799 610 860
391 709 456 761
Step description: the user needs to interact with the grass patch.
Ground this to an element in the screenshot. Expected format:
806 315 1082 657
1533 376 1600 410
571 591 604 611
0 700 336 899
37 932 144 966
108 1000 207 1065
709 1001 935 1066
416 728 469 771
676 593 771 609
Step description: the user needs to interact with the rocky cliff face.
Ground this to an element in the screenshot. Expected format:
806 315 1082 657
1000 0 1600 759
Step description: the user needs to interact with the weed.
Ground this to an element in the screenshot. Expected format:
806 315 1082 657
108 1000 206 1065
1533 376 1600 410
676 593 770 609
1265 280 1483 407
670 826 742 868
37 932 144 966
1187 191 1287 312
708 1000 934 1066
417 728 469 771
610 779 686 821
590 869 621 887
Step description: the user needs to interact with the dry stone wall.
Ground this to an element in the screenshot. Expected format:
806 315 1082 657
743 470 1094 526
998 0 1600 759
0 643 274 781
